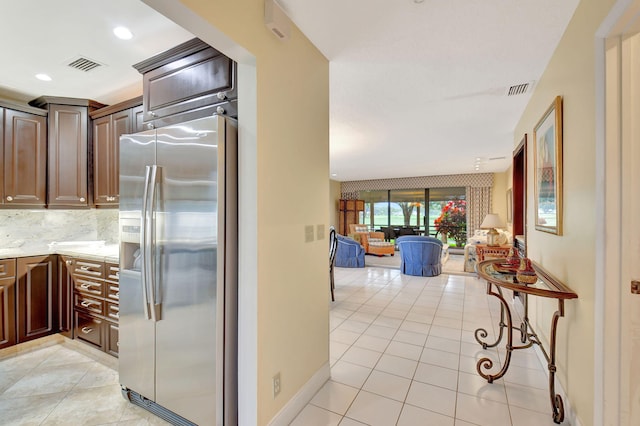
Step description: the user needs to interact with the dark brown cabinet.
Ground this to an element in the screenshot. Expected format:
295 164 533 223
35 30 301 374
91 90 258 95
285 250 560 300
0 259 16 349
29 97 105 207
58 256 73 338
16 255 58 343
133 38 237 128
0 102 47 207
67 257 119 356
90 97 142 207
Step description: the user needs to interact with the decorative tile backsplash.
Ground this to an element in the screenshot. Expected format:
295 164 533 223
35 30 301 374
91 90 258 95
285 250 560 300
0 209 119 250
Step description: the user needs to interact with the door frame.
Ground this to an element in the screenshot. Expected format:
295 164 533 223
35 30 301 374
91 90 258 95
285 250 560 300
595 0 639 424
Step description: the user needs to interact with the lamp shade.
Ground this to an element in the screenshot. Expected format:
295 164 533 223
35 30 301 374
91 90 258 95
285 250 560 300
480 213 505 229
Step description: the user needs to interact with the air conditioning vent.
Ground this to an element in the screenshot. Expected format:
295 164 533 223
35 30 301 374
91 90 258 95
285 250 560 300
506 83 530 96
489 156 506 161
67 56 103 72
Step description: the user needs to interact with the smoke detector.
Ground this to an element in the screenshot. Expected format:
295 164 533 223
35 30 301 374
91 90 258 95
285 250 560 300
265 0 290 41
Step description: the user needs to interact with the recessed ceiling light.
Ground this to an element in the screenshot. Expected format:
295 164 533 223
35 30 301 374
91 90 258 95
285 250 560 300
414 0 425 3
113 26 133 40
331 173 337 177
35 73 52 81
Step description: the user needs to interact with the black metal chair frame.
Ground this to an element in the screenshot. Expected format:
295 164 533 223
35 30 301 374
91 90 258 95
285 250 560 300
329 226 338 301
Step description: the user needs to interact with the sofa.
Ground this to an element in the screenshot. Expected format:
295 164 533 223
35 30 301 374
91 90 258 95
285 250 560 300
335 234 365 268
348 224 395 256
396 235 443 277
463 229 513 272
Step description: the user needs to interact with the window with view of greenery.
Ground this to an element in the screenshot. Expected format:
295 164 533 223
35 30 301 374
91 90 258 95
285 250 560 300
358 187 467 246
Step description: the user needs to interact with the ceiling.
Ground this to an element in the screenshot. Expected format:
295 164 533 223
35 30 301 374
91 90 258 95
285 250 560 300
0 0 580 182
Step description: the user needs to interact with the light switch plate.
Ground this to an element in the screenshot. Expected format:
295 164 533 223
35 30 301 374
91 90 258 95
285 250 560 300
305 225 314 243
316 224 325 240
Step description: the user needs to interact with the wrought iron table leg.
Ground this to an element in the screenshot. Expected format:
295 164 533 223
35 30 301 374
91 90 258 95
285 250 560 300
475 283 506 349
549 301 565 424
476 283 513 383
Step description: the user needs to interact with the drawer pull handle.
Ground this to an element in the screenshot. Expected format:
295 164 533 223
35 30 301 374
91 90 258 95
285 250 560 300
80 266 90 271
80 301 97 308
80 283 92 289
115 292 120 297
81 327 93 334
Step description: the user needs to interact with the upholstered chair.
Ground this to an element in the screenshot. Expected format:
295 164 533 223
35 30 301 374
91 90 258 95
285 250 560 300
335 234 365 268
397 236 444 277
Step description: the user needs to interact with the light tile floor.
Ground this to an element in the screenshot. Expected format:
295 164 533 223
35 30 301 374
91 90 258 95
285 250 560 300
0 341 170 425
0 265 563 426
292 266 564 426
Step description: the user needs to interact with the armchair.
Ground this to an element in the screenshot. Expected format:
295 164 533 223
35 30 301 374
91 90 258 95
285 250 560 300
348 224 395 256
335 234 365 268
397 236 443 277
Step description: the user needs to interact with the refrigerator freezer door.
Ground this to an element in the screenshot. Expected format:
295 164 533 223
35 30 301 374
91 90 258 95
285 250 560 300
154 116 223 425
119 130 157 401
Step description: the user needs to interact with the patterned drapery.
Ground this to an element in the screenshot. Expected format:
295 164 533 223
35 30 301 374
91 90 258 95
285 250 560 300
466 187 492 237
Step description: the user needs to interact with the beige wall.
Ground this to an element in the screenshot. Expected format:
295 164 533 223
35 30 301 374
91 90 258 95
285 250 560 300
513 0 616 424
155 1 331 424
491 171 509 230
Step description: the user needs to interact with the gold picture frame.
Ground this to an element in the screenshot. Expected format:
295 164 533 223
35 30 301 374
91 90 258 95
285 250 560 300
533 96 563 235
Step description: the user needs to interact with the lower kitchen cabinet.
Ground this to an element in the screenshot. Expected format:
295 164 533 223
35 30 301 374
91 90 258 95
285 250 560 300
68 257 119 356
0 259 17 349
58 256 73 338
106 321 119 357
16 255 58 343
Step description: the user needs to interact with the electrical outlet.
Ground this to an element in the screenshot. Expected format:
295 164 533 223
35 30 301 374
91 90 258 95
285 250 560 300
273 372 281 398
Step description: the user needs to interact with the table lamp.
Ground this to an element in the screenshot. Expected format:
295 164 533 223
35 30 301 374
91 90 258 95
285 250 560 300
480 213 505 246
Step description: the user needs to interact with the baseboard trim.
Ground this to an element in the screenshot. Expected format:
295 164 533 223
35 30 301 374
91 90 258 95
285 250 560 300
267 362 330 426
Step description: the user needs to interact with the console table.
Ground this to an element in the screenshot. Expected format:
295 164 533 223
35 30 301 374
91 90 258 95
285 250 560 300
475 259 577 424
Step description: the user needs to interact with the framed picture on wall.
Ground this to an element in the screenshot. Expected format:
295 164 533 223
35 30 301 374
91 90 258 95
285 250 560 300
533 96 563 235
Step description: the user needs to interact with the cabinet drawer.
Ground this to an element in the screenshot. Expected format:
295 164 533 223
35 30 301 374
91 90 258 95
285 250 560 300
73 276 104 297
0 259 16 278
106 282 119 302
106 302 119 322
74 292 104 316
72 259 104 279
106 263 119 282
74 311 104 350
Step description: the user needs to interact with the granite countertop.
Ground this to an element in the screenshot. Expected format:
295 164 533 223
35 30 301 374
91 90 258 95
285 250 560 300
0 241 119 263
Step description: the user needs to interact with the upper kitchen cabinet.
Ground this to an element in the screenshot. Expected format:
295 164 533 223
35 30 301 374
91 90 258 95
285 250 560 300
29 96 105 207
90 96 143 207
0 99 48 207
133 38 237 129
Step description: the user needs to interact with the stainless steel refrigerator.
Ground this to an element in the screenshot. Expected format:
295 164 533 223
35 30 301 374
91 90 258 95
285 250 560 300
118 115 237 426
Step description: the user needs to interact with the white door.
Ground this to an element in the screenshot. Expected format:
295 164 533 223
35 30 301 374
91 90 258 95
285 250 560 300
603 9 640 424
619 28 640 425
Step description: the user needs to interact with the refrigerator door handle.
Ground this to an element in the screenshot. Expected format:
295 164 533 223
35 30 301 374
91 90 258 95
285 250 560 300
148 165 162 321
141 165 152 320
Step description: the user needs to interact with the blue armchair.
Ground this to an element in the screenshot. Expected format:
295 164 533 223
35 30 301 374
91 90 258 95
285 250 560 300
335 234 365 268
397 236 443 277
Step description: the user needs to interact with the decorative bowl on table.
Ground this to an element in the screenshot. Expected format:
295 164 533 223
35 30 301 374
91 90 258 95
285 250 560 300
494 262 518 274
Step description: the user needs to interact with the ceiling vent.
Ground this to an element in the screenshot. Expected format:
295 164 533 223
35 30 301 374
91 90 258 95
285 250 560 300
489 156 506 161
67 56 103 72
506 82 533 96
